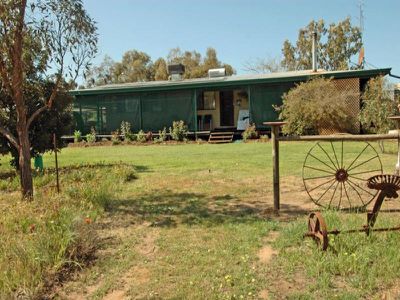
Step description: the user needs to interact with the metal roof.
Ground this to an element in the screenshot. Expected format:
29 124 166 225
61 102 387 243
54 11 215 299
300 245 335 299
71 68 391 96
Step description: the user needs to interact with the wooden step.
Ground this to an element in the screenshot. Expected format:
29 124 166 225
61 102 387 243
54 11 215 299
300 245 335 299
209 131 234 135
208 140 232 144
209 135 233 139
208 131 234 144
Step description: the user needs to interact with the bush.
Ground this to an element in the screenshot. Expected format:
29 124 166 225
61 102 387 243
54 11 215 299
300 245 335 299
154 127 167 143
86 127 96 143
73 130 82 143
169 120 188 141
111 130 121 145
136 130 147 143
242 124 258 142
120 121 135 141
276 77 356 135
146 131 153 142
259 134 269 142
359 76 397 134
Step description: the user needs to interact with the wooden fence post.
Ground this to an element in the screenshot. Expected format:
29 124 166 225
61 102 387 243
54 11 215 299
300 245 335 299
263 122 286 212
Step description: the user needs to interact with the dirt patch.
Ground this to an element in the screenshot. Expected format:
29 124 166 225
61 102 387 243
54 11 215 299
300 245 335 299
258 246 278 264
265 267 309 299
103 289 126 300
257 231 280 299
376 281 400 300
257 231 280 264
258 289 270 299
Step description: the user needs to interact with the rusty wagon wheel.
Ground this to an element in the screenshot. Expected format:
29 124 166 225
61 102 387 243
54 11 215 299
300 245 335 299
302 141 382 210
307 212 329 250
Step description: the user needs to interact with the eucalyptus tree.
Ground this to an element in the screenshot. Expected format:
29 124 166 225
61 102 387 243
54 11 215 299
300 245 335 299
0 0 97 198
281 18 362 71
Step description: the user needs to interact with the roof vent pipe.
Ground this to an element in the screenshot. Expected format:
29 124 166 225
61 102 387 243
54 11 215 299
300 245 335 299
312 31 317 72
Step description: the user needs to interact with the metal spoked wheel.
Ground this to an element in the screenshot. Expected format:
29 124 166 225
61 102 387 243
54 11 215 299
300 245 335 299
303 141 383 210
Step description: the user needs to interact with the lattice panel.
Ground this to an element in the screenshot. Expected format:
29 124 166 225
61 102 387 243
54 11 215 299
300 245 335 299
318 78 360 135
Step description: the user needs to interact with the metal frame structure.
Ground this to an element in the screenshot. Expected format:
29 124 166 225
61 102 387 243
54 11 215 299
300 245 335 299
264 121 400 211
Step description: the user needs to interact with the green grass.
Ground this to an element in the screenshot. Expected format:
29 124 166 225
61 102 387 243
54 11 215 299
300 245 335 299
270 210 400 299
0 163 136 298
0 141 399 299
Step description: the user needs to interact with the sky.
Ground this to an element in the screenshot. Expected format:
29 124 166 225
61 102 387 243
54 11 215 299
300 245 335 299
82 0 400 82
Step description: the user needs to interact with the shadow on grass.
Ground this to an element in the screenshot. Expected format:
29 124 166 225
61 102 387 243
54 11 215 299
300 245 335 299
108 190 310 227
51 162 151 174
0 171 17 180
0 163 151 181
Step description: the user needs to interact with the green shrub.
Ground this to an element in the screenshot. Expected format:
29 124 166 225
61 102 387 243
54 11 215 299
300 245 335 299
154 127 167 143
359 76 397 134
120 121 135 141
276 77 357 135
259 134 269 142
169 120 188 141
86 127 96 143
242 124 258 141
111 130 121 145
73 130 82 143
136 130 147 143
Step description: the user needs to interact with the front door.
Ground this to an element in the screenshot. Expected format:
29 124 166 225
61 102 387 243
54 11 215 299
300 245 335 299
219 91 234 127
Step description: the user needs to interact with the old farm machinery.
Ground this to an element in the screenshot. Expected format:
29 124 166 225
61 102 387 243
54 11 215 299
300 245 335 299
302 139 400 251
304 174 400 250
264 121 400 251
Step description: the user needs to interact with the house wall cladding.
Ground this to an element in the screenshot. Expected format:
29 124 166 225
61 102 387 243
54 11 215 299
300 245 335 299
141 90 194 132
74 90 195 134
249 83 295 128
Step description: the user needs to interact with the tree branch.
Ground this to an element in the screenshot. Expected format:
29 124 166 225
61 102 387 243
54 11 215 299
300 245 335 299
0 126 19 149
26 105 48 130
26 76 61 129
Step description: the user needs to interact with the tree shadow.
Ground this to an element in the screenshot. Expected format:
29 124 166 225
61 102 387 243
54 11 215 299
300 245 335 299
49 162 151 174
0 171 17 180
108 190 310 228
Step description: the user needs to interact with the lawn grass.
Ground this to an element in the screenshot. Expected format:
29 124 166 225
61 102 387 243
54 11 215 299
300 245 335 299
1 141 400 298
0 163 137 298
270 210 400 299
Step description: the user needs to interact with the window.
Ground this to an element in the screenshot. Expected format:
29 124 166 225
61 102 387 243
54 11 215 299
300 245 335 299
197 91 216 110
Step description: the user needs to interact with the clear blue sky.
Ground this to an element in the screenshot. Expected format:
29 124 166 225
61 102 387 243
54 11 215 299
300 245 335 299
83 0 400 80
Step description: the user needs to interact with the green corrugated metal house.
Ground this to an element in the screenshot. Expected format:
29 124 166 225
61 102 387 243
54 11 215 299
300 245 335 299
70 68 391 134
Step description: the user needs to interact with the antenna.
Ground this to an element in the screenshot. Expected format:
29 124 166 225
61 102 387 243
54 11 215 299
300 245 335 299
359 0 365 38
358 0 365 68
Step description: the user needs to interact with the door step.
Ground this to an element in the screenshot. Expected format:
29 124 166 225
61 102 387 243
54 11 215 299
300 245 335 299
208 131 234 144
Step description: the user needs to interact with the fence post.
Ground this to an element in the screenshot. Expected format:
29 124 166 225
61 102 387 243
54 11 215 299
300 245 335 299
264 122 286 212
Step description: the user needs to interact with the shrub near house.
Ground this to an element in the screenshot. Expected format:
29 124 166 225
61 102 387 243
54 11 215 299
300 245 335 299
277 77 356 135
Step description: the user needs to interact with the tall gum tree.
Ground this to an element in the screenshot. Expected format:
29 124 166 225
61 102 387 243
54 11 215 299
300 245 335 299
0 0 97 199
281 18 362 71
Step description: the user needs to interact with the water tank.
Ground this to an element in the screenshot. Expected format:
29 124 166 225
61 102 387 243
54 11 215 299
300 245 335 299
208 68 226 78
168 64 185 81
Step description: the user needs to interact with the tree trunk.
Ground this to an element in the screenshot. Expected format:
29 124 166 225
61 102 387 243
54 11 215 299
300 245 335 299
18 126 33 199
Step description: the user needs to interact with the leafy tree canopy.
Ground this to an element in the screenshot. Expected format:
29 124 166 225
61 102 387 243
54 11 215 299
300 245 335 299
281 18 362 71
0 79 73 168
85 47 235 87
